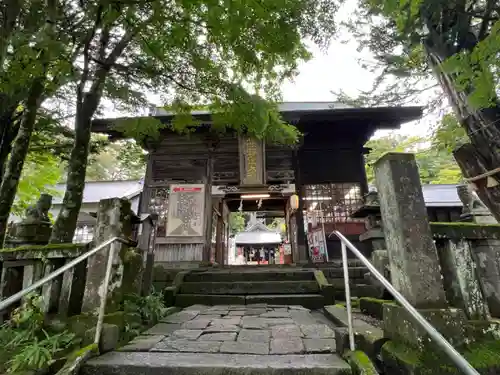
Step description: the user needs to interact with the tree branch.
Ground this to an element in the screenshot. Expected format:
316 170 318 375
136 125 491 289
478 0 496 40
77 4 104 108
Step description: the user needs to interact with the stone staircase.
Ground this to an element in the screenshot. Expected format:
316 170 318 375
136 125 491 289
174 268 326 309
81 304 353 375
320 265 385 300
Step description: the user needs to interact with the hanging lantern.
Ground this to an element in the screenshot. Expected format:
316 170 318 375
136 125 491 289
290 194 299 210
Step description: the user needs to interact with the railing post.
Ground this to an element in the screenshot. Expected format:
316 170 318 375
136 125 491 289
341 241 355 351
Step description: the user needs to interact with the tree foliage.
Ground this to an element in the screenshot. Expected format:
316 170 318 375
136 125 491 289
337 0 500 219
229 212 246 235
50 0 341 243
365 133 463 185
86 140 146 181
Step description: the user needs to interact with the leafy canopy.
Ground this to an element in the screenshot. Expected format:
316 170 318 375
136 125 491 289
365 133 463 184
108 0 340 145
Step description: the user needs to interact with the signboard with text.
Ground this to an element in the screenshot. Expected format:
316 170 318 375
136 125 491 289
166 184 206 237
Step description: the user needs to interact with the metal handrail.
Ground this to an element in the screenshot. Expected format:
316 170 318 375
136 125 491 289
0 236 132 346
329 230 479 375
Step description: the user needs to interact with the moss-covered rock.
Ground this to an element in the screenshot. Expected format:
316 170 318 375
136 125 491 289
430 222 500 240
359 297 392 320
314 270 335 305
381 339 500 375
84 323 120 354
0 243 87 262
346 350 379 375
56 344 98 375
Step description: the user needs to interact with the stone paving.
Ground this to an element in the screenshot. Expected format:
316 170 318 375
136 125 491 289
119 304 337 355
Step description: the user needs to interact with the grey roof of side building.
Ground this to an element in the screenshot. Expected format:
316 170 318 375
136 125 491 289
51 180 144 205
369 184 461 207
49 180 462 208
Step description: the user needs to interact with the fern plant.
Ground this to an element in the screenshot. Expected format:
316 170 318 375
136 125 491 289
123 292 166 325
0 293 76 374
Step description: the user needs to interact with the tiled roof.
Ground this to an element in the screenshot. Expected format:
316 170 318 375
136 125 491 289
153 102 353 116
51 180 143 205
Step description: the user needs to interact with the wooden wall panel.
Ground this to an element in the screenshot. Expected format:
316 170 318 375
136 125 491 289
155 244 203 262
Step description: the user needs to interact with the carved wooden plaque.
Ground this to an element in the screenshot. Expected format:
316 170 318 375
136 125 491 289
238 136 265 185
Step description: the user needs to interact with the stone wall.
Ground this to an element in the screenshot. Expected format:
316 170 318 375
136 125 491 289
432 222 500 319
0 197 144 320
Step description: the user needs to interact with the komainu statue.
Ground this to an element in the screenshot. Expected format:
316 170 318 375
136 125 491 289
24 194 52 223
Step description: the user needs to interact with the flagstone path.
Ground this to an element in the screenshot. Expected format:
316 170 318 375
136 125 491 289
82 304 351 375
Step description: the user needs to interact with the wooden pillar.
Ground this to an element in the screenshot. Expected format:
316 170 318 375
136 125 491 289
292 150 309 263
360 147 370 196
215 200 224 264
203 151 214 262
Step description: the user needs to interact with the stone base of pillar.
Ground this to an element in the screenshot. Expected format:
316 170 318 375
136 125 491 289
383 304 469 349
380 304 500 374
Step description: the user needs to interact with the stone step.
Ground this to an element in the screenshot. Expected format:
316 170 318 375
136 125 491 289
179 281 320 295
185 270 316 283
333 284 382 300
175 294 325 310
81 352 351 375
322 267 368 279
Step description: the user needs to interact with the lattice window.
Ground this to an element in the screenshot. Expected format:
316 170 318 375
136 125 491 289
148 186 169 237
303 183 364 223
73 225 94 244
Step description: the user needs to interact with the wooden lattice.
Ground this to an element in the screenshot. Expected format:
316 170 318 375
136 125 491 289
303 183 364 223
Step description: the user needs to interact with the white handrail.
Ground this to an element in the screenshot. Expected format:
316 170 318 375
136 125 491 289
329 230 479 375
0 236 132 346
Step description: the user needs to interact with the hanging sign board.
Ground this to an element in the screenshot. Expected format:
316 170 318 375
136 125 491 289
307 227 327 263
166 184 206 237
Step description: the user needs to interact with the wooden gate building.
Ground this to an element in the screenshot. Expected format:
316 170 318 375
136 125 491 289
93 102 422 265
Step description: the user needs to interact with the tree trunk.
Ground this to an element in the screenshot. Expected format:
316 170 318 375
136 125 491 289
49 106 93 243
0 104 21 179
0 82 44 246
49 28 134 243
454 144 500 222
425 42 500 219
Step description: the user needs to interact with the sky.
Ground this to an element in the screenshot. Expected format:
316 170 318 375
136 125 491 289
278 0 439 139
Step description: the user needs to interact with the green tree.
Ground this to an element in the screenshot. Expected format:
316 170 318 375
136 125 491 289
0 0 83 245
365 133 463 184
338 0 500 219
86 140 146 181
229 212 246 235
50 0 340 242
13 153 62 217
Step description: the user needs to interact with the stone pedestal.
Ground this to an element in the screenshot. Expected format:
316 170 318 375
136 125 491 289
374 153 446 308
472 239 500 317
383 304 468 349
437 238 489 320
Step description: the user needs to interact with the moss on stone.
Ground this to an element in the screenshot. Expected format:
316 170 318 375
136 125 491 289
382 339 500 374
67 343 98 361
335 298 360 309
359 297 393 320
0 243 85 253
430 222 500 240
347 350 379 375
